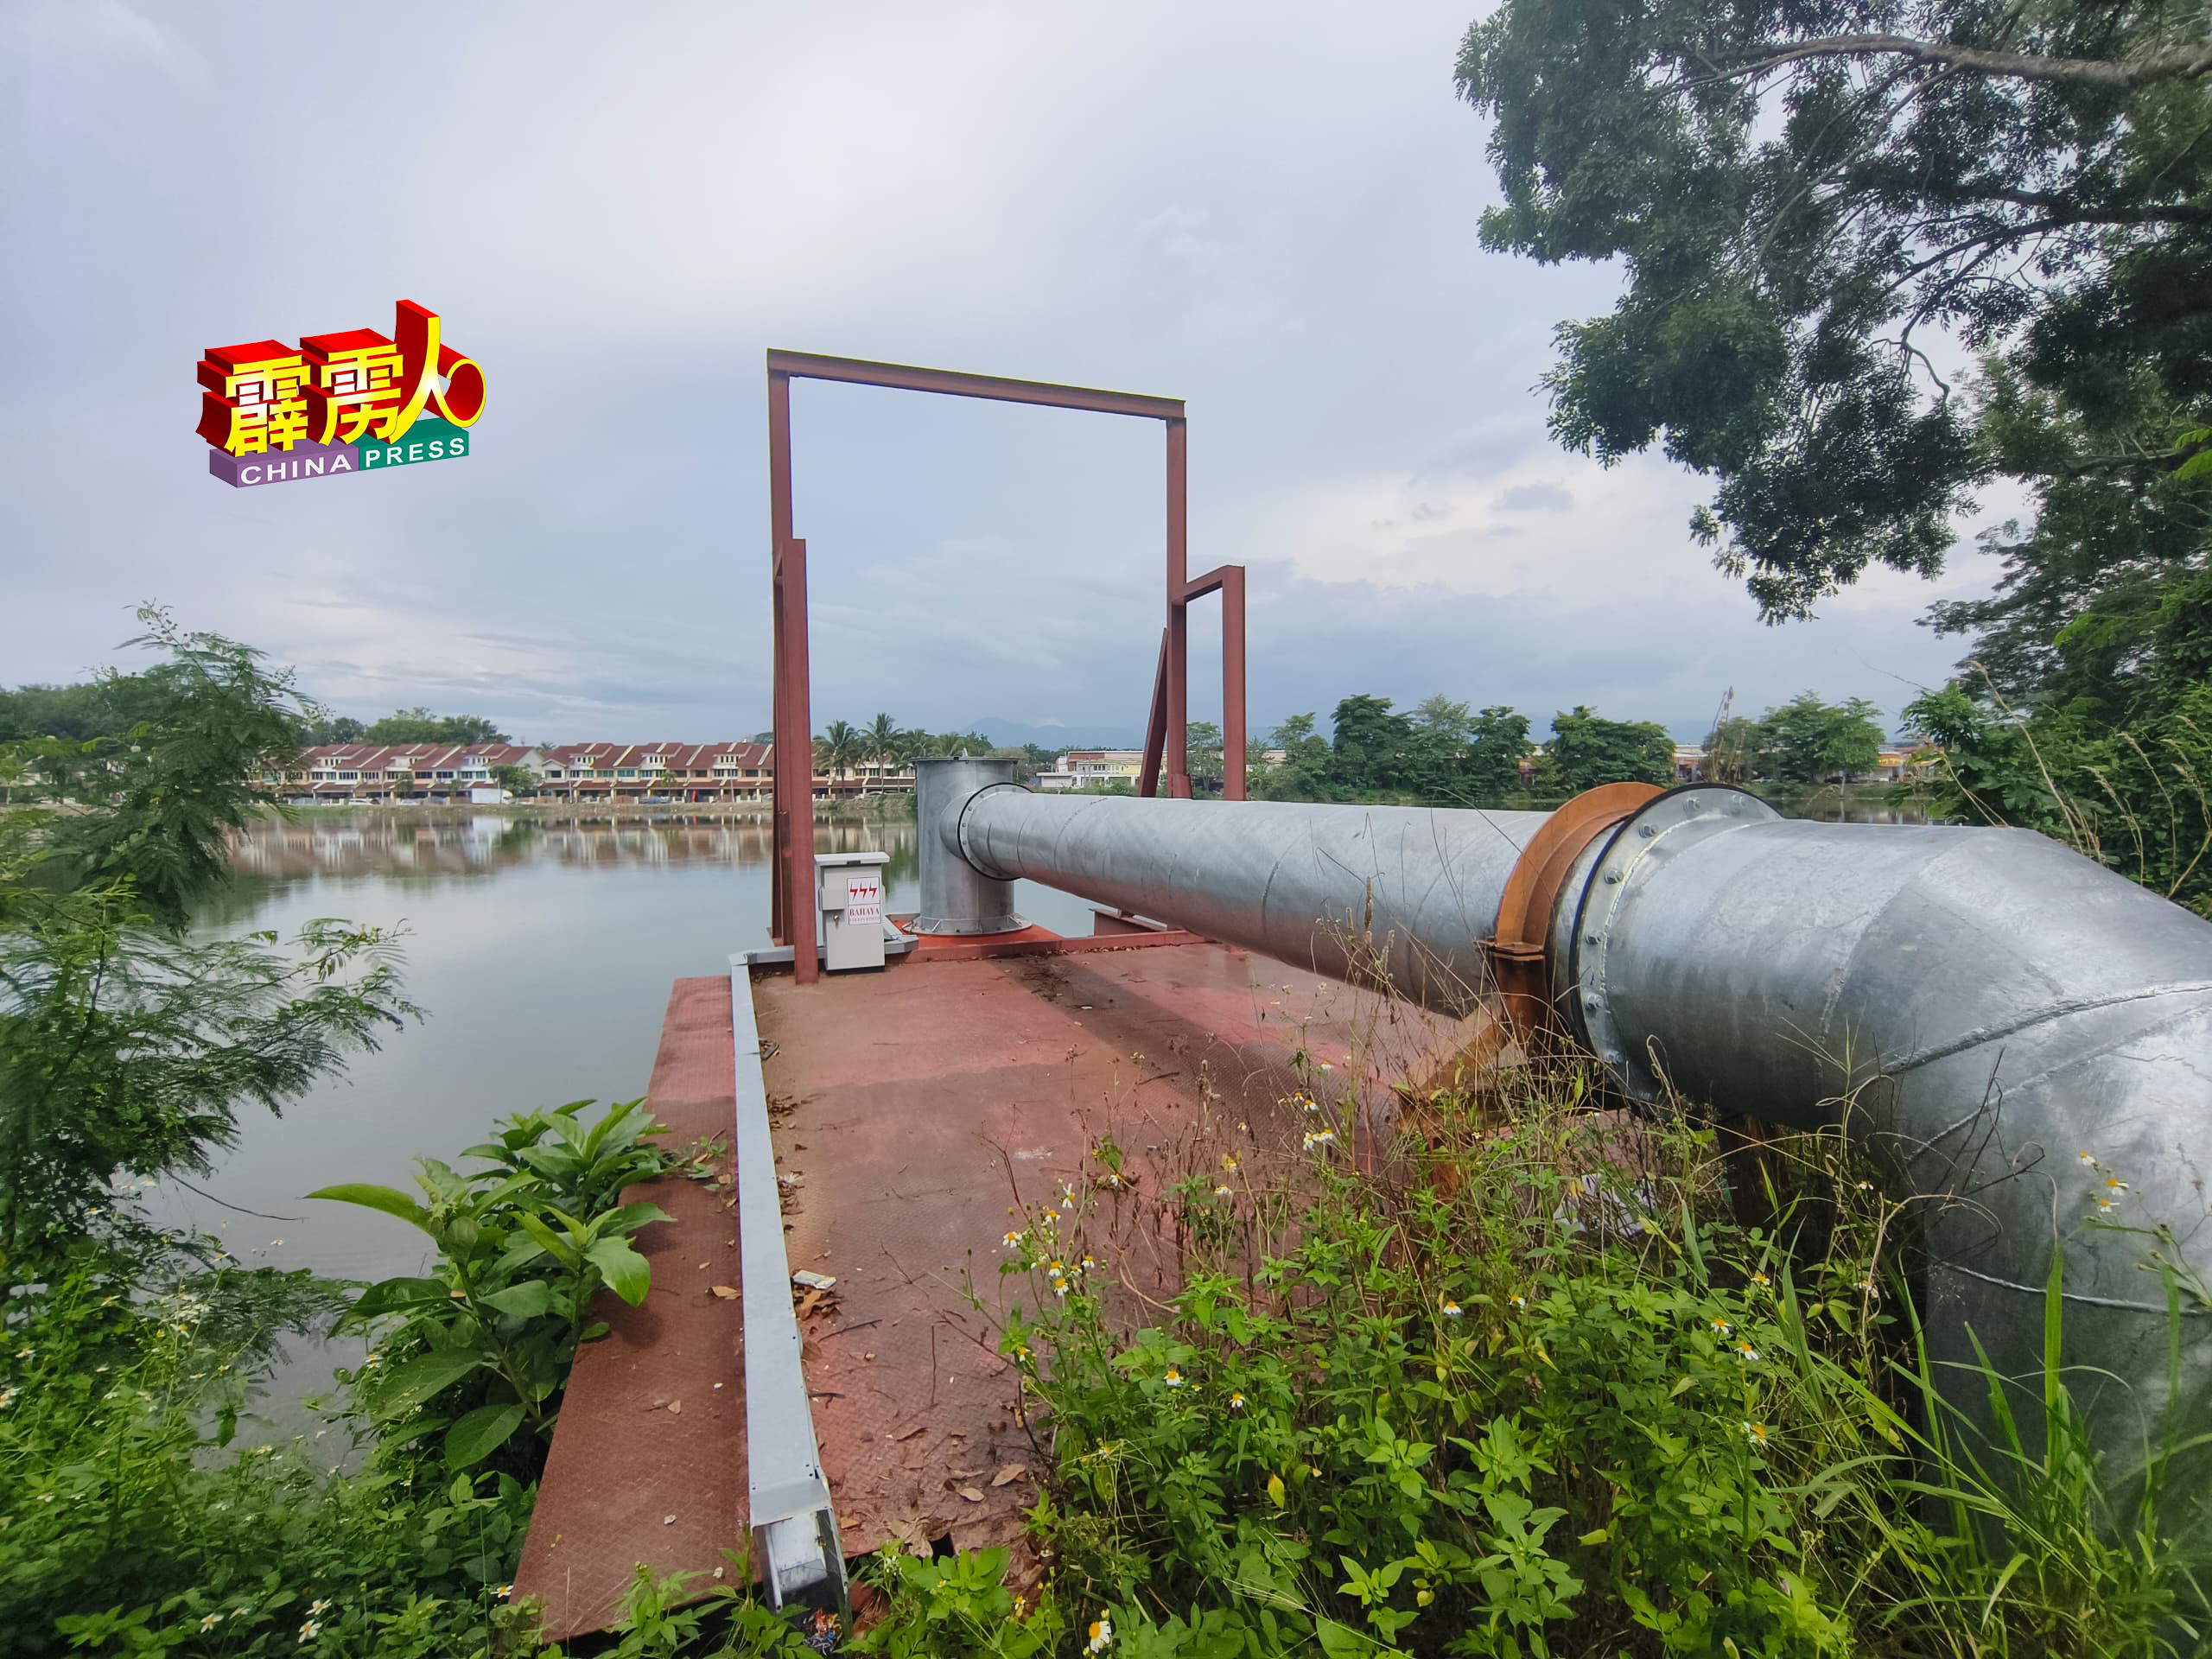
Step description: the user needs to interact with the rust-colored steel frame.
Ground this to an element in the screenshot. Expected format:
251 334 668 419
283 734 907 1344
765 349 1246 983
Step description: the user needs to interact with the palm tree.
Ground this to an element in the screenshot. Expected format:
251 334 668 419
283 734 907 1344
814 721 862 792
866 713 900 790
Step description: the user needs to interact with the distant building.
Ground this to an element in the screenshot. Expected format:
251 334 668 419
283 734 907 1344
1036 749 1146 791
273 743 543 803
537 743 776 803
270 739 927 804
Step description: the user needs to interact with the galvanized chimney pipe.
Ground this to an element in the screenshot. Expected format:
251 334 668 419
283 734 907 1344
934 782 2212 1544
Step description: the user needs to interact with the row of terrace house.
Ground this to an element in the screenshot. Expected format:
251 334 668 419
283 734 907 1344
272 744 539 802
535 743 777 802
273 742 922 804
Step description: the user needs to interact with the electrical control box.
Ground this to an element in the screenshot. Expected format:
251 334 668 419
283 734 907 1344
815 850 890 973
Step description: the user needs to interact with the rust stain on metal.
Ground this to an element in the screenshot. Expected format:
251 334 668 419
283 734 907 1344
513 979 747 1642
752 940 1454 1561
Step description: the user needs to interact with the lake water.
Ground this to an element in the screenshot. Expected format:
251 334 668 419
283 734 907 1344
167 810 1103 1295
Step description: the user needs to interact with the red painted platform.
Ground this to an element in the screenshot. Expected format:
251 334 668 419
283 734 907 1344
513 979 747 1641
517 937 1470 1632
751 937 1453 1562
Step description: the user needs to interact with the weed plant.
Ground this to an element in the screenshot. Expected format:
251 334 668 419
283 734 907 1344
962 1057 2209 1658
0 1100 666 1658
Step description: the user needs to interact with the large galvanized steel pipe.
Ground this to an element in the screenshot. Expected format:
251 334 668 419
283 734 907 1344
934 780 2212 1545
945 782 1555 1005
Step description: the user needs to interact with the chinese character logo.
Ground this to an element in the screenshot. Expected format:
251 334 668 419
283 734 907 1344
197 300 485 462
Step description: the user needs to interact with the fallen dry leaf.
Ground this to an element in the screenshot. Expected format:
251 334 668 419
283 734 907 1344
710 1286 738 1300
667 1400 682 1416
892 1425 926 1442
957 1486 984 1503
991 1465 1026 1487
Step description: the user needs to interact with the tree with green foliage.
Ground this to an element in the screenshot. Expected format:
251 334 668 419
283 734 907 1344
490 764 538 800
1186 720 1225 791
1257 713 1335 801
1759 692 1887 784
1331 695 1414 792
1464 705 1536 798
0 613 416 1294
1457 0 2212 623
814 719 862 785
865 712 901 784
1540 706 1677 794
363 708 511 747
0 675 181 747
1404 696 1475 796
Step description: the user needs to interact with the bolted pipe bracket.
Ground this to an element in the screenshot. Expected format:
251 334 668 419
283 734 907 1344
1567 785 1780 1103
1483 782 1662 1040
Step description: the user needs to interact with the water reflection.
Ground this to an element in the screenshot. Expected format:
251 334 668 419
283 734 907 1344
221 810 921 886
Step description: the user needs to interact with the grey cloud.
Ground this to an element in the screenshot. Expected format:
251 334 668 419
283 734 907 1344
1493 482 1574 513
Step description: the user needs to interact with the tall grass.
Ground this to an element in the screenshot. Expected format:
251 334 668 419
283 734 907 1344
968 1044 2209 1657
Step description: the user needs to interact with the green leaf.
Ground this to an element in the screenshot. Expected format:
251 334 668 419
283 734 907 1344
305 1183 432 1235
585 1236 652 1306
372 1350 486 1419
444 1403 525 1468
515 1211 582 1271
348 1276 454 1321
601 1200 675 1236
480 1281 555 1319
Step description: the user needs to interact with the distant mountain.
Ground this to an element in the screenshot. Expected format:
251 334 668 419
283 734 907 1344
970 717 1145 751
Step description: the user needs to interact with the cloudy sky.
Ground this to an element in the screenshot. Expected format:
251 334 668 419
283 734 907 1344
4 1 2007 745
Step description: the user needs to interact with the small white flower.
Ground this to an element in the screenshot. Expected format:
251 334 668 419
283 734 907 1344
1441 1301 1463 1319
308 1599 331 1617
1163 1368 1185 1389
298 1618 321 1643
1213 1184 1233 1198
2076 1152 2101 1169
1736 1340 1760 1363
1229 1391 1246 1410
1087 1617 1115 1654
200 1614 223 1631
1744 1421 1769 1449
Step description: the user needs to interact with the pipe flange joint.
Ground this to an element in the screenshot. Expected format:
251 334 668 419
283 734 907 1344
953 781 1032 880
1569 784 1780 1103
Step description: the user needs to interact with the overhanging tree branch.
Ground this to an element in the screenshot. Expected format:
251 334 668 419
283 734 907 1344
1683 34 2212 91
